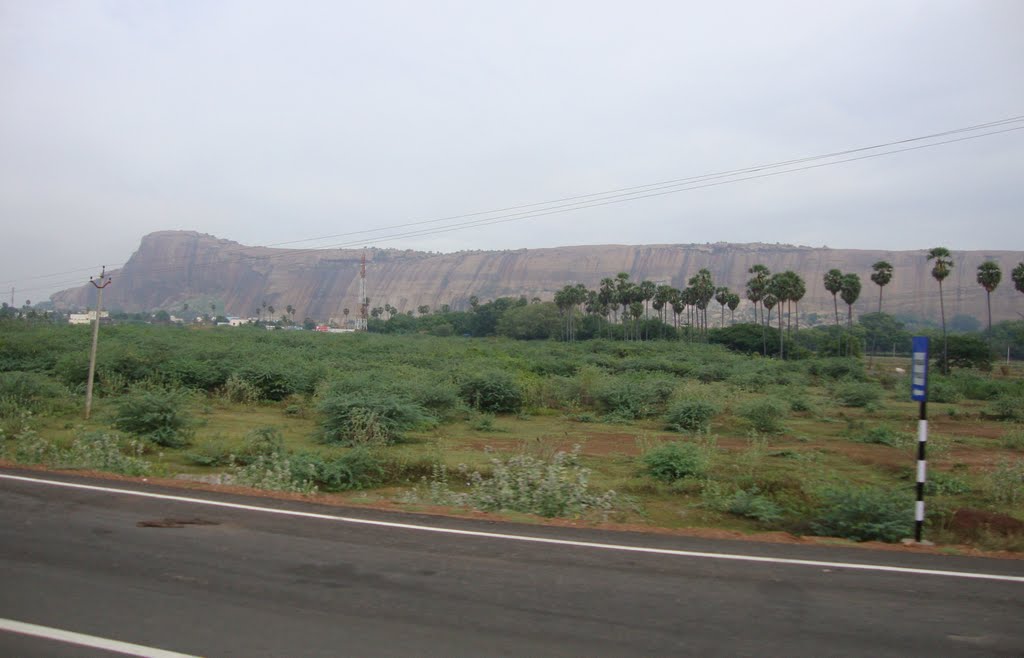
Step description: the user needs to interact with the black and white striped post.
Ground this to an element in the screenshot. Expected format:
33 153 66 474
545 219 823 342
910 336 929 543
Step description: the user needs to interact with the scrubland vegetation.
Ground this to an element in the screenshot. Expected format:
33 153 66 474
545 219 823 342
2 321 1023 550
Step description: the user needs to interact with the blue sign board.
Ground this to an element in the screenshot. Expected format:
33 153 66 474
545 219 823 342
911 336 929 401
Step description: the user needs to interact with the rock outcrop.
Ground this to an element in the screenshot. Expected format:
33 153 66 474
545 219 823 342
50 231 1023 324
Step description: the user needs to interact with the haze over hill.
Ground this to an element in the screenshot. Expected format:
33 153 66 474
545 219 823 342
50 231 1022 325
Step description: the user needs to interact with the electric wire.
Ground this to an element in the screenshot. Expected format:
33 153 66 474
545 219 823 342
7 117 1023 298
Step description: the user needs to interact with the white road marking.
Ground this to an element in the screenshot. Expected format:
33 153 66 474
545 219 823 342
3 472 1023 584
0 617 199 657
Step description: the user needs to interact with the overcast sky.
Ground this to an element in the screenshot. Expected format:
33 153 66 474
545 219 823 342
2 0 1022 302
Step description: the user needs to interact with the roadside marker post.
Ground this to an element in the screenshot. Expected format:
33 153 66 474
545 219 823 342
910 336 929 543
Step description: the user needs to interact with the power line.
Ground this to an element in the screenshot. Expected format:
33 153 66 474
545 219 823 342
10 116 1024 296
258 114 1024 249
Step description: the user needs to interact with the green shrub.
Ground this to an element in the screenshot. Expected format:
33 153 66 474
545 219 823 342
461 446 616 517
810 487 912 542
458 371 524 413
985 459 1024 506
0 371 69 414
7 429 150 476
1002 429 1024 450
60 431 151 476
924 471 972 496
222 373 261 404
807 358 865 381
185 438 233 467
317 393 431 446
112 387 194 448
987 395 1024 422
642 442 708 481
469 412 498 432
933 334 992 372
854 425 911 448
832 381 883 408
927 379 962 404
232 365 297 401
318 448 386 491
594 374 675 420
787 396 814 413
725 487 784 523
664 399 718 433
737 398 788 434
948 372 1009 401
238 426 285 462
234 451 318 494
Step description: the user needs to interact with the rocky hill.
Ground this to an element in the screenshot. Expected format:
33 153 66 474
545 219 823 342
50 231 1023 324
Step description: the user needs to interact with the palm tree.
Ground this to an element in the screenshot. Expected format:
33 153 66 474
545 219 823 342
840 273 861 330
789 272 806 334
767 274 787 358
762 293 778 356
343 308 350 326
727 293 740 325
840 273 861 357
870 261 893 314
927 247 954 374
747 265 770 325
714 287 730 328
823 269 843 327
976 261 1001 340
1013 262 1024 295
692 270 713 334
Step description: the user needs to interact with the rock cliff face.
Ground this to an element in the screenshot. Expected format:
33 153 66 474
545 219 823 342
51 231 1023 324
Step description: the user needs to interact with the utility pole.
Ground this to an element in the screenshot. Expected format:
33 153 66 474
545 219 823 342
84 267 112 420
358 251 369 331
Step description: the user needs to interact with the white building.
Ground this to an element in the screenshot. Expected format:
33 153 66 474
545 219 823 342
68 311 109 325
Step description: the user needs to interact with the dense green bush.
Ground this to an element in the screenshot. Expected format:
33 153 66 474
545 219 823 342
238 426 285 462
947 372 1018 401
853 425 911 448
317 393 431 445
593 374 675 420
987 395 1024 421
232 365 296 401
664 399 718 433
832 381 883 408
318 448 386 491
933 334 992 372
927 379 962 403
642 442 708 481
807 358 865 381
234 451 318 494
737 398 788 434
458 371 524 413
6 429 150 476
184 438 233 466
810 486 912 542
0 371 69 414
724 487 783 523
707 323 779 356
112 387 195 447
421 446 616 518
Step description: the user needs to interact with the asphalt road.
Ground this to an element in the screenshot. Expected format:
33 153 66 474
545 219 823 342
1 468 1022 657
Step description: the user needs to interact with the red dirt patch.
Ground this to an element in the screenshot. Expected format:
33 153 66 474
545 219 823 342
927 418 1005 440
949 508 1024 539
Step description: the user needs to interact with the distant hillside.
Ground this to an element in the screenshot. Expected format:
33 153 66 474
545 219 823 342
50 231 1023 324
